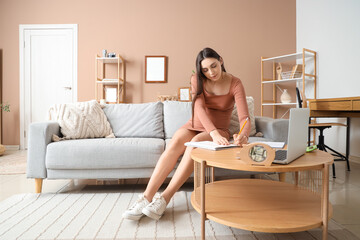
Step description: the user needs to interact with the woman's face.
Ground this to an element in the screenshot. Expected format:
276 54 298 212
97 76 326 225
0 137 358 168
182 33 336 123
201 57 223 81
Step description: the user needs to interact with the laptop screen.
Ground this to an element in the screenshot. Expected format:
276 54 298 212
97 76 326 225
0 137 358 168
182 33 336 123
286 108 310 162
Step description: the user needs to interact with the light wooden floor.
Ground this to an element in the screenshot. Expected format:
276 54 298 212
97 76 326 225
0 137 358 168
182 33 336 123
1 150 360 238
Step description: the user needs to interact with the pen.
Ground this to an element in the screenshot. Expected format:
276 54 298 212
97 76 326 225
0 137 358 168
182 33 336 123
238 117 249 135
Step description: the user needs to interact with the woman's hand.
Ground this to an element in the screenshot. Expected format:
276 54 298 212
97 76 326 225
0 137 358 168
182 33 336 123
210 130 229 145
233 133 248 147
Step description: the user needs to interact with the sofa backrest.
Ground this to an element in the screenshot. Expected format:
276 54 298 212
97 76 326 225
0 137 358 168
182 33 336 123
103 98 256 139
103 102 164 138
163 101 192 139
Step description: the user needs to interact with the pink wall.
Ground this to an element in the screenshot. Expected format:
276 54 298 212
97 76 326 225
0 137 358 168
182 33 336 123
0 0 296 145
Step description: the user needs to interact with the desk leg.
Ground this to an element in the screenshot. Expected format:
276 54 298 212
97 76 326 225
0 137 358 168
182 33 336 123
294 172 299 186
322 164 330 240
346 117 351 171
278 172 286 182
201 161 206 240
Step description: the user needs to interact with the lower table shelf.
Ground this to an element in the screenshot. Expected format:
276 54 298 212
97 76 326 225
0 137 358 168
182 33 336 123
191 178 333 233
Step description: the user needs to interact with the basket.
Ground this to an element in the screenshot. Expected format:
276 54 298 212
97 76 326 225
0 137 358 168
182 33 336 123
281 71 302 79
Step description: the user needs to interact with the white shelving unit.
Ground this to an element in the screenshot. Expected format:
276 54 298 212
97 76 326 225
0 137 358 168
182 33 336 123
95 54 125 103
261 48 317 118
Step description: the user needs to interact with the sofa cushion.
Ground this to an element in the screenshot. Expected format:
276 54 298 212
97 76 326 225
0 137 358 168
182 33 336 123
103 102 164 138
163 101 192 139
229 96 257 137
46 138 165 170
48 100 114 140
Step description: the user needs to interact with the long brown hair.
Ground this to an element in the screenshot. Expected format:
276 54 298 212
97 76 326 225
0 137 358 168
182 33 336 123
191 48 226 127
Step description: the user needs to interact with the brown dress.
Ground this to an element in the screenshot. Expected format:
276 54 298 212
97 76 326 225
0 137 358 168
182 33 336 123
182 75 251 139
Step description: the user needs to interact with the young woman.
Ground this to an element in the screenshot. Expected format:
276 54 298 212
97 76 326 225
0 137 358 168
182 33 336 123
122 47 251 221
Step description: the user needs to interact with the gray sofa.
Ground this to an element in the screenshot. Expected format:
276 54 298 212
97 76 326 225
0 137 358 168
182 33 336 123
27 101 289 193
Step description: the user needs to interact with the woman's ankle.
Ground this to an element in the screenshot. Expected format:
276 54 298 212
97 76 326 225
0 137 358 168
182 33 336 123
160 192 172 204
143 193 153 202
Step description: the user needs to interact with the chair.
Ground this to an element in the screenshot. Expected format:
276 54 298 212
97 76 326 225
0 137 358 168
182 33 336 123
296 88 350 178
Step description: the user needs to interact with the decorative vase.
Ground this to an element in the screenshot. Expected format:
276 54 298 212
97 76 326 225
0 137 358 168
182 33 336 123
280 89 291 103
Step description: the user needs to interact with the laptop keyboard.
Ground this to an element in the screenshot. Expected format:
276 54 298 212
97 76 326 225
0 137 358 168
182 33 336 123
275 150 288 161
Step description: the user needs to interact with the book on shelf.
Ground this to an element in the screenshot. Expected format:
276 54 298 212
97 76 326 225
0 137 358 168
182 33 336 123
184 141 238 151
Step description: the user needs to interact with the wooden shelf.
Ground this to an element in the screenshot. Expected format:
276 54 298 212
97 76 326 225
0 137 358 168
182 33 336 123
96 57 122 63
261 48 317 118
262 102 297 106
262 77 314 84
96 80 123 85
262 52 314 63
191 179 332 233
95 54 126 103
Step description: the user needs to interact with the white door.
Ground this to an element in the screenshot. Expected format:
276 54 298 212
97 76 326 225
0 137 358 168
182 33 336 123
20 24 78 149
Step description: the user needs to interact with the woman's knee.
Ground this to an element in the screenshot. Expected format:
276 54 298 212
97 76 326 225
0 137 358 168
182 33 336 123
167 136 188 153
190 135 201 142
171 129 196 144
167 139 185 152
190 132 210 142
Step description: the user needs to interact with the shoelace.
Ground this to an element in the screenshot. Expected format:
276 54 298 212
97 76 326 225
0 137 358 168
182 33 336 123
149 195 164 210
129 195 146 210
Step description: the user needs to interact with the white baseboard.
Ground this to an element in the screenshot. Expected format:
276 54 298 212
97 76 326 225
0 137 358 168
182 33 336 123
350 155 360 165
4 145 20 151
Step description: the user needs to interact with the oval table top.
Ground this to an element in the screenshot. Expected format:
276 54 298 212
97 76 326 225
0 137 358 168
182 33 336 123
191 148 334 172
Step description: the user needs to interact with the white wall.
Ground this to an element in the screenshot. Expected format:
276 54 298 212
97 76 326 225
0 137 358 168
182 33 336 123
297 0 360 158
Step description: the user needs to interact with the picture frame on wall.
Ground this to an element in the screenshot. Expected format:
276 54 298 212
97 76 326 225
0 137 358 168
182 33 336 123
178 87 191 102
145 56 167 83
103 86 118 104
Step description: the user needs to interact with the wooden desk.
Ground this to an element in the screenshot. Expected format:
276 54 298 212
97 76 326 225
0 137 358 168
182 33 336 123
309 96 360 118
308 96 360 164
191 148 333 240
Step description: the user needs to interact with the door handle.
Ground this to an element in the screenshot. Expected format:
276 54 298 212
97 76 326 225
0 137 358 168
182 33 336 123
63 87 72 90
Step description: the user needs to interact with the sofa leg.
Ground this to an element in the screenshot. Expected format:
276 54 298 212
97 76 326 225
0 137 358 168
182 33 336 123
35 178 43 193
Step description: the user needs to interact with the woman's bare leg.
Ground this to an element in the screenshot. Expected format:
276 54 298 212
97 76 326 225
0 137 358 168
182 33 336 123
161 131 228 203
143 128 198 202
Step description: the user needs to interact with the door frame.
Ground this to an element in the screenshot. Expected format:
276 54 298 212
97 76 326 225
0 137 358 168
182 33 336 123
19 24 78 149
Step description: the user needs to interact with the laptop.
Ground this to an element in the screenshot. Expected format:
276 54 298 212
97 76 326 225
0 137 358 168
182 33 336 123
273 108 310 164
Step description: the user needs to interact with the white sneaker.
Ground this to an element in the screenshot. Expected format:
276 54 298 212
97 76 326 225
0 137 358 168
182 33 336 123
122 194 150 220
142 193 167 220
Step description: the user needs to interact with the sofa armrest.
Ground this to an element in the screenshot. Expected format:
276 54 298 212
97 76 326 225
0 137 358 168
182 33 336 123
27 121 60 179
255 116 289 142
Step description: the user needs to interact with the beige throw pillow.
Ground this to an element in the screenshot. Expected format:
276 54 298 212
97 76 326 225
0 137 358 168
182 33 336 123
49 100 115 141
229 96 257 137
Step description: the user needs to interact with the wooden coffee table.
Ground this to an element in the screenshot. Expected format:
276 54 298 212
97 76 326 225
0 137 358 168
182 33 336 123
190 148 333 240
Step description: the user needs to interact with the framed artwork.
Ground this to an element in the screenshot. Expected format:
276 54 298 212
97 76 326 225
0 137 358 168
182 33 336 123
178 87 191 102
145 56 167 83
103 86 118 104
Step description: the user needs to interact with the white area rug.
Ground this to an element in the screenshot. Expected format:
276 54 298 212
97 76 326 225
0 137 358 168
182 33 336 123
0 191 358 240
0 150 27 175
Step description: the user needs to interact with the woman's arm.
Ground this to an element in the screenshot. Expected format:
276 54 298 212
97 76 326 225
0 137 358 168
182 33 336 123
232 78 251 146
191 75 216 133
191 75 229 145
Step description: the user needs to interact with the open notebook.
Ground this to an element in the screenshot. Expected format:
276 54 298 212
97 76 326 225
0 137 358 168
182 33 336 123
185 140 285 151
184 141 238 151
